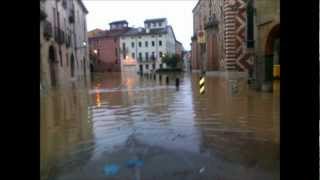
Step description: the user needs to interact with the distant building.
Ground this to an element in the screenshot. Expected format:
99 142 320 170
175 40 184 58
182 51 191 72
88 20 131 72
119 18 178 74
87 28 103 38
40 0 90 89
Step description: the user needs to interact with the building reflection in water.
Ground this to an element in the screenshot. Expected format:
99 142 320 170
191 73 279 177
40 81 94 180
41 72 279 179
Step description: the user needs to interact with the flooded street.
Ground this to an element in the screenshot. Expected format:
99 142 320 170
41 72 280 180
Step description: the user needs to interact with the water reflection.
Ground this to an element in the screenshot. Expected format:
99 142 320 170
40 83 94 180
41 72 279 180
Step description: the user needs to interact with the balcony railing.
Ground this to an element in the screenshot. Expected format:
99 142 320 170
43 21 52 40
54 27 65 45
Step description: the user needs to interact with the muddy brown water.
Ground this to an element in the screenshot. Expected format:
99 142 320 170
41 72 280 180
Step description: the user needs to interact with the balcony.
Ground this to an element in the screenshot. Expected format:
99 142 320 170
54 27 65 45
43 21 52 40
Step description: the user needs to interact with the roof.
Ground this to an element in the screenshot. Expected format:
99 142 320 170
192 0 201 13
121 27 168 37
175 40 182 45
77 0 89 14
88 28 104 33
144 18 167 23
110 20 128 25
88 28 132 40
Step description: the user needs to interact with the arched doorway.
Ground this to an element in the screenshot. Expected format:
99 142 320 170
49 45 57 87
70 54 75 77
265 24 280 82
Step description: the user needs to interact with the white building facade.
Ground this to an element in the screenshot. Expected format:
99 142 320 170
119 18 177 74
40 0 89 90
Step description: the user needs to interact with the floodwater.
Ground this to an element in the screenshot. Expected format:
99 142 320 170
40 72 280 180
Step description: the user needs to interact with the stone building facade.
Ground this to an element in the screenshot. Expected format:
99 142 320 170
40 0 90 90
191 0 254 74
88 21 131 72
119 18 177 74
252 0 280 91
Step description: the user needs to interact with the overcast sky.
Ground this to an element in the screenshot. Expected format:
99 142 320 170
83 0 198 51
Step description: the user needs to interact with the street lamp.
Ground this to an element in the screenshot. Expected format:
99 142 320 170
93 49 98 55
75 41 87 49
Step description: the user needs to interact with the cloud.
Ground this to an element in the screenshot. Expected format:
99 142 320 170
83 0 197 50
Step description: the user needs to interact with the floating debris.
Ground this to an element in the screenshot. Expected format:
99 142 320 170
126 159 144 168
103 164 120 176
199 167 206 174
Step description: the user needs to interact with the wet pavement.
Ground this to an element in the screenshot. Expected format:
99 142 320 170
41 72 280 180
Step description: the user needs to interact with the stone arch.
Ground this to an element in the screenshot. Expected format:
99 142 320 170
264 23 280 82
265 24 280 56
48 45 57 87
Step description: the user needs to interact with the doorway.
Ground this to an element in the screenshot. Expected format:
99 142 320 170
49 45 57 87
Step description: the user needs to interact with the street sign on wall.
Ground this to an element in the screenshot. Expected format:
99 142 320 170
197 30 206 44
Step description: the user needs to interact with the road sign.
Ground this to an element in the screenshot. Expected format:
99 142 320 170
197 30 206 44
199 74 205 94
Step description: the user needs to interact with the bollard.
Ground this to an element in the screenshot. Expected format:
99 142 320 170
166 76 169 85
175 78 180 90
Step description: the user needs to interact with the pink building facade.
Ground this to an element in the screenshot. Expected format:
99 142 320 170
88 21 130 72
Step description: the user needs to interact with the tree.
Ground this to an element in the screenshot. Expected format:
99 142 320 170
161 54 180 68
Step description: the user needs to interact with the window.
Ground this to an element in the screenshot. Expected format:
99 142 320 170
159 35 162 37
122 43 126 49
159 40 162 46
146 64 149 69
145 52 149 60
152 41 155 47
138 42 142 47
132 52 135 59
160 64 163 69
131 42 135 48
145 41 148 47
139 53 142 60
152 63 155 69
151 52 155 60
152 22 156 27
159 52 163 58
159 22 162 26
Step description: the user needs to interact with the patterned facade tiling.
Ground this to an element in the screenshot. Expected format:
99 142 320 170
223 0 253 72
223 0 236 71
